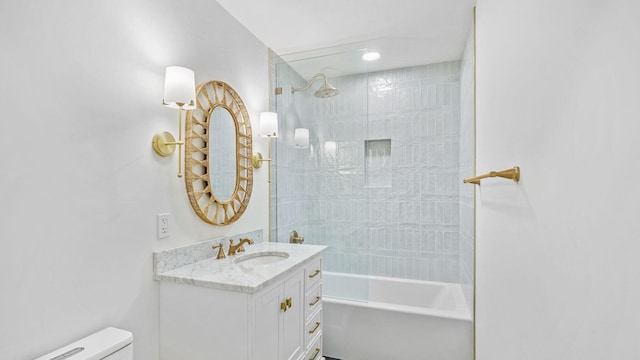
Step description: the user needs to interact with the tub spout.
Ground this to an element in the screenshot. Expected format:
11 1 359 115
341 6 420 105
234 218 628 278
290 230 304 244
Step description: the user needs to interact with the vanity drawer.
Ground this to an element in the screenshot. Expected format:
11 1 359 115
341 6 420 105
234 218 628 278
305 257 322 292
305 284 322 320
305 308 322 346
305 333 322 360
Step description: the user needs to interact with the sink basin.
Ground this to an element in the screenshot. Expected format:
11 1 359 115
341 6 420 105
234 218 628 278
234 251 289 266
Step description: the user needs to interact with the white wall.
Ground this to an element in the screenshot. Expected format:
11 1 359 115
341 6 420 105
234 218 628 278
476 1 640 359
459 23 475 315
0 1 269 359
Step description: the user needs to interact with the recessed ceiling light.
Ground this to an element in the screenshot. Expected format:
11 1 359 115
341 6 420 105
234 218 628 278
362 51 381 62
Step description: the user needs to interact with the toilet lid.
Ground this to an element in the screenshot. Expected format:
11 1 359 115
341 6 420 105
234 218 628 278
34 327 132 360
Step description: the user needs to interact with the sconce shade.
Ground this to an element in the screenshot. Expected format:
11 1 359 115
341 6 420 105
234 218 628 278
294 128 309 148
259 112 279 137
163 66 196 109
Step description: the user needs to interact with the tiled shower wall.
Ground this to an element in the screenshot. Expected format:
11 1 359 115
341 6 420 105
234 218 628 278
274 59 463 283
269 50 311 245
459 26 476 313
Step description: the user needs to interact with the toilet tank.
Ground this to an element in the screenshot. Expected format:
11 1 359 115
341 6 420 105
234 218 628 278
35 327 133 360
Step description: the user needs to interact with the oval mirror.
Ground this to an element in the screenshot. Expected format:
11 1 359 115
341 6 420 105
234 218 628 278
185 80 253 225
209 106 236 201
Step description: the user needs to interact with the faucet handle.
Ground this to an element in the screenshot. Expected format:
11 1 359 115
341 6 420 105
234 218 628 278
212 243 226 259
228 239 237 256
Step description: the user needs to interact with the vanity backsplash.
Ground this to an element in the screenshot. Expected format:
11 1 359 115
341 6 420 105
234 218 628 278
153 229 263 278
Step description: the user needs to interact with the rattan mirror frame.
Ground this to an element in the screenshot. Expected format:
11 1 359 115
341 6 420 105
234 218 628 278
185 80 253 225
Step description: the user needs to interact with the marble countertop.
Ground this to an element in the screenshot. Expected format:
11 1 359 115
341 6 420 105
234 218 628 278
155 242 327 294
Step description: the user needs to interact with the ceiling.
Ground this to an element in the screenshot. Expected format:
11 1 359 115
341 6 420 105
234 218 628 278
216 0 476 79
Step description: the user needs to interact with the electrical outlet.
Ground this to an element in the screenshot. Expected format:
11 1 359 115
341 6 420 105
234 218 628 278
157 213 170 239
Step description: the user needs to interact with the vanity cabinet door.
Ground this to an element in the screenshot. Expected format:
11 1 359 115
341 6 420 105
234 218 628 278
253 270 304 360
254 284 282 360
282 271 304 360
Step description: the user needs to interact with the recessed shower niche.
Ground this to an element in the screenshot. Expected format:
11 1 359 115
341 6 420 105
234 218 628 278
365 139 391 188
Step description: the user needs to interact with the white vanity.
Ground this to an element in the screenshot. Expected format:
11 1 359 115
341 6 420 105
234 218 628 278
155 239 326 360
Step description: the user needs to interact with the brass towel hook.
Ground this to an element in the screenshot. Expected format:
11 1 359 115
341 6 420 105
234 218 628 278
463 166 520 185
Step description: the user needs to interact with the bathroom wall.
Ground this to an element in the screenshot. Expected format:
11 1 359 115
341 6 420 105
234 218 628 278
0 1 269 359
459 25 475 314
275 61 463 283
476 0 640 359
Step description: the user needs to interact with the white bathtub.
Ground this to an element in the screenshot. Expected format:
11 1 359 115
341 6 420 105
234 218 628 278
322 272 473 360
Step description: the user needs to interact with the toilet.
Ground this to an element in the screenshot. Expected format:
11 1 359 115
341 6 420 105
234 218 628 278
35 327 132 360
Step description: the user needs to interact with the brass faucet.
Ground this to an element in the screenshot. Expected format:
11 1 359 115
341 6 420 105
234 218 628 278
211 243 226 259
228 238 254 256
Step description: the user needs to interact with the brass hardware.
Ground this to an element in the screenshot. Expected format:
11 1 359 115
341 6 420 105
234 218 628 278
275 87 283 95
155 66 195 179
253 112 277 183
279 298 291 312
152 105 188 178
253 142 274 183
463 166 520 185
152 131 178 157
308 269 321 279
308 321 320 334
228 238 254 256
184 80 254 225
309 296 321 307
290 230 304 244
211 244 226 259
309 348 320 360
252 152 269 169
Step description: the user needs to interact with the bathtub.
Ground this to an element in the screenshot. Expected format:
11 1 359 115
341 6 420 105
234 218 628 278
322 272 473 360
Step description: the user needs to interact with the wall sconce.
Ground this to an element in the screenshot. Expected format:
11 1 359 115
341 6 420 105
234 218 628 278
294 128 309 149
152 66 196 178
252 112 278 183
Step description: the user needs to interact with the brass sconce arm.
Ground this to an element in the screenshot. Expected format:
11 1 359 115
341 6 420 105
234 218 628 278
252 135 275 183
252 111 278 185
152 131 180 156
152 105 188 178
252 152 272 168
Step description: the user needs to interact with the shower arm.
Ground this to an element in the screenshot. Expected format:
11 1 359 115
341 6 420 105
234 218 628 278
291 73 328 94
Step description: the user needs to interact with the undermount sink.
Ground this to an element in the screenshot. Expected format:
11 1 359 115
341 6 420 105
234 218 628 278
233 251 290 266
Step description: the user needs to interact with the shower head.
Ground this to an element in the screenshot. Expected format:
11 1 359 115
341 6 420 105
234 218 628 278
314 80 339 98
292 73 339 98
